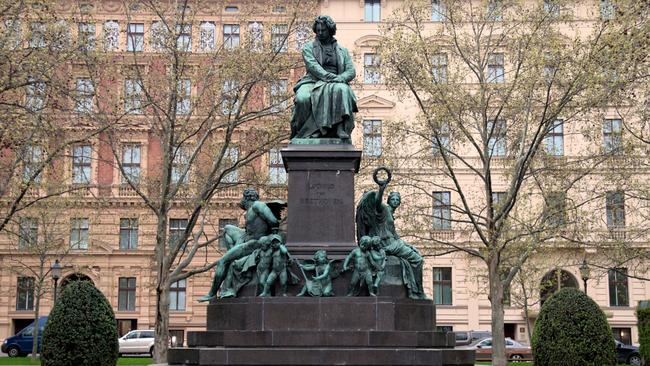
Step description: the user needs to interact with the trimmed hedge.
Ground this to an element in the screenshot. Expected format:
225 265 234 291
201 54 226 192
638 303 650 365
532 288 616 366
41 281 118 366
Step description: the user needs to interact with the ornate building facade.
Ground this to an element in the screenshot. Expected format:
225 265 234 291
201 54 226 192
1 0 648 349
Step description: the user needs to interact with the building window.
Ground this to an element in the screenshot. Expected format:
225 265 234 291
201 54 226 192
125 79 144 114
199 22 215 51
603 118 622 154
432 121 450 156
491 191 506 216
365 0 381 22
247 22 263 51
3 20 22 50
225 5 238 12
19 217 38 249
544 192 566 227
169 219 188 249
72 144 92 184
606 191 625 229
75 78 95 113
432 0 446 21
544 119 564 156
433 192 452 230
486 0 503 21
26 78 46 112
600 0 615 20
119 218 138 250
223 147 239 183
103 20 119 51
170 279 186 311
171 146 189 185
608 268 628 307
363 120 382 157
295 23 310 51
177 79 191 115
431 53 448 83
223 24 240 49
16 277 35 310
22 144 44 183
29 22 46 48
78 22 96 51
364 53 380 84
70 218 89 249
487 53 505 83
544 0 560 16
268 148 287 185
127 23 144 52
612 327 632 345
488 120 507 157
432 267 452 305
218 218 238 249
270 79 288 112
272 24 288 53
221 80 240 115
121 144 141 184
150 21 168 51
118 277 137 311
176 24 191 51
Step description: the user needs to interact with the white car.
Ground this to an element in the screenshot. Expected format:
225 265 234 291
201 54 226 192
118 330 155 356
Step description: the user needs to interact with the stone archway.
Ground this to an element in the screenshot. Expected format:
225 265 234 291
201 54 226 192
60 273 94 288
539 269 579 305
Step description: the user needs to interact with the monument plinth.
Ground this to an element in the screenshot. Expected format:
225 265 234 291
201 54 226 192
281 142 361 257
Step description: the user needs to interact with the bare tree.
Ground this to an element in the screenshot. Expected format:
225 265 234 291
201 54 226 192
70 0 316 361
3 198 75 359
377 0 648 364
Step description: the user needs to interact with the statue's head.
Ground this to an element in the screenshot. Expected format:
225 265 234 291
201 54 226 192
312 15 336 41
240 188 260 209
371 236 382 249
387 191 401 209
359 236 372 250
314 249 328 264
271 236 282 250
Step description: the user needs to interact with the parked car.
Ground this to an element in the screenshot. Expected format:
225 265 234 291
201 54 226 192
1 317 48 357
118 330 155 356
458 337 533 362
616 340 642 366
454 330 492 346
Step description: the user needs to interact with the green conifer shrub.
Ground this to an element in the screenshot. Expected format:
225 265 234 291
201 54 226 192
41 280 118 366
638 302 650 365
532 287 616 366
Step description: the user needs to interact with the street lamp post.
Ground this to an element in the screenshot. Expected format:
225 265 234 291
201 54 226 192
51 260 62 303
579 259 590 295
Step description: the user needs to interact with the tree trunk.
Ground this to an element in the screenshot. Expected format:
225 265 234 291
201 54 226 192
489 257 507 366
154 274 170 363
521 283 533 344
153 214 170 364
31 294 41 360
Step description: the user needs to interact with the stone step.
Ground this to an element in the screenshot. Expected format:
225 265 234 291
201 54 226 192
168 347 475 365
188 330 455 348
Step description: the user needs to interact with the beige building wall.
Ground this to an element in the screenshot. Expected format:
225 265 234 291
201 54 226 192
1 0 648 348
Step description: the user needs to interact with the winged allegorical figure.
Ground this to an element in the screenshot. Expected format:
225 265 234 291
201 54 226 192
355 168 426 300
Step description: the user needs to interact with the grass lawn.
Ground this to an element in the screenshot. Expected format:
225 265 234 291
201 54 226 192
0 357 153 365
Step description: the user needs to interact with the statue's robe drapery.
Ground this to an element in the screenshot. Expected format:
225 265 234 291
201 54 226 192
290 39 358 139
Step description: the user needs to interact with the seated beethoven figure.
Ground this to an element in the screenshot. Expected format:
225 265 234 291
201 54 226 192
290 15 358 140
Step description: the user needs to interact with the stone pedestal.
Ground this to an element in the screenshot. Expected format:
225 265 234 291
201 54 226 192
280 143 362 257
168 297 475 365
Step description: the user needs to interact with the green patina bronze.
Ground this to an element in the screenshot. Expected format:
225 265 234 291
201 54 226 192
296 250 337 297
198 189 285 301
290 15 357 142
356 168 427 300
344 235 387 296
